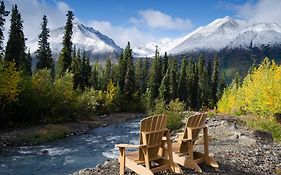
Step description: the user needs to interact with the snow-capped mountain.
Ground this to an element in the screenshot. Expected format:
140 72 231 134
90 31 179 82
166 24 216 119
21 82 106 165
134 16 281 57
27 23 122 61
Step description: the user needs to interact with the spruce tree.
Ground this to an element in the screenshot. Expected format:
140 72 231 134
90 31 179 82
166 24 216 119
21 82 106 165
71 48 81 89
234 72 240 89
91 61 100 90
0 1 8 55
197 54 209 108
5 5 26 70
141 58 149 95
103 58 112 90
162 52 168 76
80 50 91 91
218 72 226 98
57 11 74 76
123 42 135 101
211 55 219 108
177 57 187 102
148 46 162 99
117 51 126 94
159 69 170 102
23 50 32 76
191 60 199 110
169 58 178 100
36 15 53 70
185 58 193 107
135 58 143 96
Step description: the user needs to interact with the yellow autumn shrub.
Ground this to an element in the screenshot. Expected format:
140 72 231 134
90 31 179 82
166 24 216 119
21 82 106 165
218 58 281 116
0 61 22 103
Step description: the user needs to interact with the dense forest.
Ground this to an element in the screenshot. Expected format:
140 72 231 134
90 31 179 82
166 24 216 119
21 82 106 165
0 2 225 128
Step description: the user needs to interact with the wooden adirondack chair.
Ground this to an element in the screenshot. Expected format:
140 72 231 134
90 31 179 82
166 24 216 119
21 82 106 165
172 113 219 173
115 114 182 175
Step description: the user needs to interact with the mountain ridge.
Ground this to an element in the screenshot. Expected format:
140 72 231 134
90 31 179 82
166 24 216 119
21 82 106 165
134 16 281 57
27 23 122 62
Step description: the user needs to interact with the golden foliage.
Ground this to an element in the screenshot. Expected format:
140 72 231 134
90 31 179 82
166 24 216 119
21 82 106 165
0 61 22 103
218 58 281 116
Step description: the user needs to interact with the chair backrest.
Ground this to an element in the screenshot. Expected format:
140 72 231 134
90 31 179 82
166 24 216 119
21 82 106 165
179 113 207 154
139 114 168 161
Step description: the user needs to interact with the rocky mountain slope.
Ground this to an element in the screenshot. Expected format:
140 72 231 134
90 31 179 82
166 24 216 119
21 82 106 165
27 23 122 62
134 16 281 57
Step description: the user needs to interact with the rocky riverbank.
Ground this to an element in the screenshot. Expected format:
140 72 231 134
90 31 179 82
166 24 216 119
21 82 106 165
73 115 281 175
0 113 142 152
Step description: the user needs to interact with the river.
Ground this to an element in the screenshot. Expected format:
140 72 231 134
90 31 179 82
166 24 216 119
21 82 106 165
0 117 142 175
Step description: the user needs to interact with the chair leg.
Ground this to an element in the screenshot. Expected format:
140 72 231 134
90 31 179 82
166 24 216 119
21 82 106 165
118 147 125 175
203 127 219 169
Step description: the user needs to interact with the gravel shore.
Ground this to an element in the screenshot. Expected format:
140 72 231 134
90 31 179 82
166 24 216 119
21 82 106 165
73 116 281 175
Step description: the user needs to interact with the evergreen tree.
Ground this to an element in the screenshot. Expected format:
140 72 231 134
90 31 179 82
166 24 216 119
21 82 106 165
159 69 170 102
218 72 226 99
36 15 53 70
117 51 126 94
211 55 219 108
91 61 101 90
148 46 162 99
0 1 9 55
191 60 199 110
71 49 81 89
5 5 26 70
141 58 149 95
80 50 91 91
177 57 187 102
135 58 143 95
185 58 193 107
123 42 135 101
234 72 240 89
162 52 168 76
57 11 74 76
169 59 178 100
197 54 209 108
103 58 112 90
23 50 32 76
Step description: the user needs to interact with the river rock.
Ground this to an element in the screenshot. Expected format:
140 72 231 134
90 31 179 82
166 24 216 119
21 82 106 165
253 130 273 143
239 135 256 146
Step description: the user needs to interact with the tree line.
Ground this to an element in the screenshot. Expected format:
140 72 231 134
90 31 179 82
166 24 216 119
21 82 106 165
0 2 225 127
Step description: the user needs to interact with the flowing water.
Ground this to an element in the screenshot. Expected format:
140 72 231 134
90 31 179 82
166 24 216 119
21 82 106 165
0 117 142 175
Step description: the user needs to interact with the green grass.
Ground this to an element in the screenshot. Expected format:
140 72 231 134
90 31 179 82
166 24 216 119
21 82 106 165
18 124 72 145
243 115 281 142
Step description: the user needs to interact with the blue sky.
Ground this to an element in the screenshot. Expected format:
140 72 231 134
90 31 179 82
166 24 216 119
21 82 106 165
4 0 281 47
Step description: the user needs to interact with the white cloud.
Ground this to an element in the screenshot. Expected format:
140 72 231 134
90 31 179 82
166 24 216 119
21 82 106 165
130 9 192 31
87 20 156 48
4 0 73 43
235 0 281 24
56 1 72 13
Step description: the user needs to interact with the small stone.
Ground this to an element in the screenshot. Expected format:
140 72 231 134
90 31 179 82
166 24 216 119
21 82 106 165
239 135 256 146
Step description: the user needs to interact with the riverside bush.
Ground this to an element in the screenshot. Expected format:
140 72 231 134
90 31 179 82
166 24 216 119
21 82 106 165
151 98 185 130
218 58 281 116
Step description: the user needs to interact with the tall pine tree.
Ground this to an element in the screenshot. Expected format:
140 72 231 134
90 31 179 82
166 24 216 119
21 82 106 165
211 55 219 108
177 57 187 102
123 42 135 101
148 46 162 99
57 11 74 76
36 15 53 70
5 5 26 70
159 69 170 102
71 48 82 89
169 58 178 100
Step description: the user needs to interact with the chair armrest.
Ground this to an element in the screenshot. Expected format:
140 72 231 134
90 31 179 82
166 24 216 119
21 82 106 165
175 138 192 142
188 125 207 130
115 144 146 148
